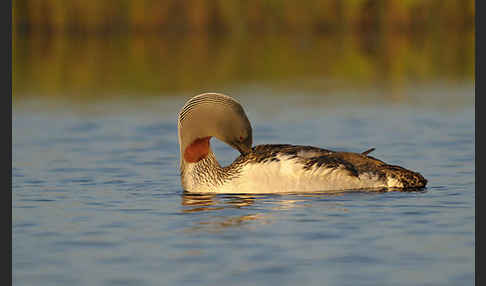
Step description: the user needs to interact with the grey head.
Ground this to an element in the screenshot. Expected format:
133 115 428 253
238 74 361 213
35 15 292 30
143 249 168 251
178 93 253 164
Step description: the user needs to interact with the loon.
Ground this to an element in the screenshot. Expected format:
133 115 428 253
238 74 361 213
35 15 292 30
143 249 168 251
178 93 427 193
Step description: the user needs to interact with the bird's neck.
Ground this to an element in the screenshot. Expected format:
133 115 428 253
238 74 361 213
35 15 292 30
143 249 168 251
183 136 211 163
180 149 226 191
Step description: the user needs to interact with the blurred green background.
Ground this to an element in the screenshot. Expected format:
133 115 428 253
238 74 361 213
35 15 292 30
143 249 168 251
12 0 475 99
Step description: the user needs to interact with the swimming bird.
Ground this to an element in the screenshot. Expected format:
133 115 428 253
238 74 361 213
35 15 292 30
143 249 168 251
178 93 427 193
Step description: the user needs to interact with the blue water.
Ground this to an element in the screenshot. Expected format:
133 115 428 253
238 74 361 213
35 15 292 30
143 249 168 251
13 86 475 286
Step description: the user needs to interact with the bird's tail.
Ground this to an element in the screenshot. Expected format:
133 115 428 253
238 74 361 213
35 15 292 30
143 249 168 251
382 165 427 189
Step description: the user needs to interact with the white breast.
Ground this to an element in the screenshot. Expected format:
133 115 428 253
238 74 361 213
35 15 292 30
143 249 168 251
195 154 387 194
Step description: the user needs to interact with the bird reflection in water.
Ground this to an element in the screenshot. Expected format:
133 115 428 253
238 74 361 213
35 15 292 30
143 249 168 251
179 191 359 232
180 193 270 232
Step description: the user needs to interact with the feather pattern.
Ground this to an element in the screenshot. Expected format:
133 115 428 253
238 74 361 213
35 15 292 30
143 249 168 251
178 93 242 125
182 144 427 193
177 92 427 193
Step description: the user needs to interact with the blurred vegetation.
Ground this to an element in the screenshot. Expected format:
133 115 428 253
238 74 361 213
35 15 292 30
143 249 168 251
13 0 474 35
12 0 475 98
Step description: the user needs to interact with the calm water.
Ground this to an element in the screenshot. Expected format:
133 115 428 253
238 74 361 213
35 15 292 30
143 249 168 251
13 85 474 285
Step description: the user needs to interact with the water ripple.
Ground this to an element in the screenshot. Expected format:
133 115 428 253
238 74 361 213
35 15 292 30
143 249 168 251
12 96 475 286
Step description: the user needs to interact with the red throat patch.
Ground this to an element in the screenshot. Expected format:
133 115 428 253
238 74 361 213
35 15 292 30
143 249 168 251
184 137 211 163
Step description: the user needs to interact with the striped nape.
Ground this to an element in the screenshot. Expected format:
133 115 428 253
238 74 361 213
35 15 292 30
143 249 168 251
178 93 242 123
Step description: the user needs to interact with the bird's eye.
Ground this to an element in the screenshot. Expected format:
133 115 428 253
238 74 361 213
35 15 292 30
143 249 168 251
239 136 244 141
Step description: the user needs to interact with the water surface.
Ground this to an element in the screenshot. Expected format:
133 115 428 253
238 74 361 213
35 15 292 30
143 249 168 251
12 84 474 286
